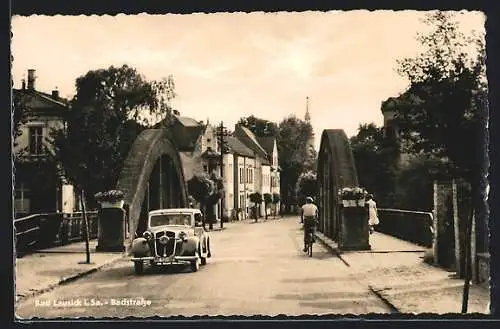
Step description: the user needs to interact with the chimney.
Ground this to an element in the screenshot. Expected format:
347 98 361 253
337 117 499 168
27 69 36 90
21 79 26 90
52 88 59 99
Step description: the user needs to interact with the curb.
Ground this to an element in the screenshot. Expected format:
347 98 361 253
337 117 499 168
313 233 353 267
368 286 400 314
16 254 125 303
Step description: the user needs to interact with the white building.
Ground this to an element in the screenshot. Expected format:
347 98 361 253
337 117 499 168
13 69 77 217
224 136 255 220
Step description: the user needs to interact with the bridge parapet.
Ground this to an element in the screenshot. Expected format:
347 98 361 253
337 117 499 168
376 208 434 248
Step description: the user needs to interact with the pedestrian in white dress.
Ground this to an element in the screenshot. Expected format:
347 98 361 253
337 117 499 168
366 194 379 234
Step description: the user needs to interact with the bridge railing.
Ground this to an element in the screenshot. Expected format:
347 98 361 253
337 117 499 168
14 211 99 254
376 208 434 248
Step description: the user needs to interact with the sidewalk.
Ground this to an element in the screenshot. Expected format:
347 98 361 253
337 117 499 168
316 231 490 314
15 239 124 303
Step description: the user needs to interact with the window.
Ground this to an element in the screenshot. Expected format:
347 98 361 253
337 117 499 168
29 126 44 155
250 169 254 184
15 183 31 215
150 214 191 227
239 167 244 184
203 165 208 173
194 213 204 226
239 194 245 209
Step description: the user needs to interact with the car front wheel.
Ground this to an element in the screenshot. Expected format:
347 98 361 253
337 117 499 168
134 261 144 275
190 259 199 272
199 244 207 265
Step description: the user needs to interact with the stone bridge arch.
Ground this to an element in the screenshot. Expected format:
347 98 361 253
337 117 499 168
317 129 359 242
116 129 188 246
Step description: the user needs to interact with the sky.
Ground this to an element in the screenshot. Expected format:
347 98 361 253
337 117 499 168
11 11 485 150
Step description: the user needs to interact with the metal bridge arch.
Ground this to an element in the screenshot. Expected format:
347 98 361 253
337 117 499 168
317 129 359 242
115 129 188 246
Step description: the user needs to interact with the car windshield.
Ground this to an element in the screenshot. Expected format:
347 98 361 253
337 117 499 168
149 214 191 227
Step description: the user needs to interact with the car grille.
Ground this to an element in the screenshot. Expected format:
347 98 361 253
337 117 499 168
154 231 176 257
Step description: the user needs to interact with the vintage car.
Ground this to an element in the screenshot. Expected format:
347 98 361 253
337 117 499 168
130 208 212 274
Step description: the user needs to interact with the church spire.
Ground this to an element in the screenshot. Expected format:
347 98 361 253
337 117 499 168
305 96 311 123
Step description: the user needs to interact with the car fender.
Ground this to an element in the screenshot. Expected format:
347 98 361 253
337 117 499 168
131 237 151 257
181 236 199 255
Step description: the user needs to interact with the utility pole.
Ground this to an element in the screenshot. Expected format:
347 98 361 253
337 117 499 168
217 121 228 229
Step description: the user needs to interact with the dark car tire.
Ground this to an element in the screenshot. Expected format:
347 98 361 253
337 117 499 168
199 244 207 265
207 238 211 258
134 261 144 275
190 259 199 272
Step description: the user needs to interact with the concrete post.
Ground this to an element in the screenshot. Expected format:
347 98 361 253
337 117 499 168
96 208 126 252
339 206 370 251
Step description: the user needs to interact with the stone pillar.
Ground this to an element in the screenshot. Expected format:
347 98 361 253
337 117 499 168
433 180 455 269
339 206 371 251
96 208 126 252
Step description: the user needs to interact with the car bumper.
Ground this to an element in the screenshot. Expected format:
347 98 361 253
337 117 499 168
131 256 198 265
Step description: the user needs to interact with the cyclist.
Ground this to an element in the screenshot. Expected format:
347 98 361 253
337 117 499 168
300 196 319 252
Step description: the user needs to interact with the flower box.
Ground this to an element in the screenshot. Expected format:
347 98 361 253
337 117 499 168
94 190 125 208
100 200 125 209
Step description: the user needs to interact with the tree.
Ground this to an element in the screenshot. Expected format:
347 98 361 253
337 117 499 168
349 123 400 207
187 173 223 230
395 12 486 178
276 115 316 212
272 193 281 218
49 64 176 204
263 193 273 220
394 12 487 313
296 170 318 206
237 115 278 137
249 192 262 222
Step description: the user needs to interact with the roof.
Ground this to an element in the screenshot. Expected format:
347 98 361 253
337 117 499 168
176 116 201 127
225 136 255 158
163 116 205 151
234 125 269 160
256 136 275 157
13 88 69 112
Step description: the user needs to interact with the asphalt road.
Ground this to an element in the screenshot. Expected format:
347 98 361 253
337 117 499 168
15 217 392 318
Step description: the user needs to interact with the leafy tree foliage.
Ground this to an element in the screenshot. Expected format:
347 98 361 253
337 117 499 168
263 193 273 219
276 115 316 211
349 123 400 207
393 12 487 180
249 192 263 221
237 115 278 137
295 170 318 206
49 65 176 202
187 173 223 228
272 192 281 218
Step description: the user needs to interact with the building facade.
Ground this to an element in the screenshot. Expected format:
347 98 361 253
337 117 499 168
225 136 255 220
13 69 77 218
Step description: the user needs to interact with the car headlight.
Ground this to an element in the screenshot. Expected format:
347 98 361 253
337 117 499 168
179 231 188 241
159 235 169 245
143 231 153 240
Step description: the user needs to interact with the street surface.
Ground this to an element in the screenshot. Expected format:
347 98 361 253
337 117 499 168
16 217 393 318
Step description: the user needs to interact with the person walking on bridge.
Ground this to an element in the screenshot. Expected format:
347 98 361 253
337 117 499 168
366 194 379 234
